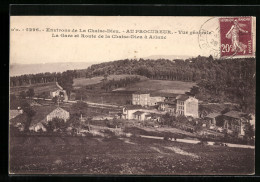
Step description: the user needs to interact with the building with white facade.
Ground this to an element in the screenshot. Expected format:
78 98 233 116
176 95 199 118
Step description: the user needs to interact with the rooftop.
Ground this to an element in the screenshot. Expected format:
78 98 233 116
150 92 178 98
10 110 22 120
30 106 69 125
133 91 150 95
124 105 143 110
223 111 247 119
133 111 145 115
205 112 221 119
176 95 190 101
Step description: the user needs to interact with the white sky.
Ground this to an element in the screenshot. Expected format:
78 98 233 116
10 16 221 65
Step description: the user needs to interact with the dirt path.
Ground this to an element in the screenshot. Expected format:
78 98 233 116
136 126 197 137
139 135 254 149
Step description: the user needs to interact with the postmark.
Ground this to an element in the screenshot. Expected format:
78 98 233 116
198 17 221 58
219 17 253 58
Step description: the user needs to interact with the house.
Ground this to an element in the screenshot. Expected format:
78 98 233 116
149 96 165 106
176 95 199 118
49 82 68 102
122 105 165 121
132 92 150 106
205 112 222 126
46 107 70 122
133 111 147 121
29 122 47 132
27 106 70 132
122 105 143 120
222 111 249 136
158 101 176 116
9 107 23 120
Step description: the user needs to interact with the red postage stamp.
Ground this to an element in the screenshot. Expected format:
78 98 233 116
219 17 253 58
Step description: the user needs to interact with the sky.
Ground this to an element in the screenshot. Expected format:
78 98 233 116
10 16 223 65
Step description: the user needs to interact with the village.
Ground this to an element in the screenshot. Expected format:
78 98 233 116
10 80 255 146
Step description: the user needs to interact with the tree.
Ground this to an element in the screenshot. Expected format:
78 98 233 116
19 91 26 99
26 88 35 98
39 91 49 100
52 96 58 104
190 86 200 96
45 117 67 132
58 71 74 99
21 101 35 132
71 101 90 130
244 123 254 140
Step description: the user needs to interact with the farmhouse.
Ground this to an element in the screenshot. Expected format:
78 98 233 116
222 111 249 136
49 82 68 101
176 95 199 118
205 112 222 126
46 107 70 122
26 106 70 132
133 111 147 121
122 105 143 120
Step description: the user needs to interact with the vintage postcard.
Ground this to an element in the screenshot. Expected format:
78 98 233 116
9 16 256 175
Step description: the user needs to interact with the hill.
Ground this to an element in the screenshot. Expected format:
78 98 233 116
10 62 94 76
142 54 192 60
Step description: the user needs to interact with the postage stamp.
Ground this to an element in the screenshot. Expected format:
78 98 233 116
219 17 253 58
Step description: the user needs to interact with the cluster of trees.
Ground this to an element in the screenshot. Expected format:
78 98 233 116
10 70 80 87
101 76 141 92
17 88 35 99
11 71 75 99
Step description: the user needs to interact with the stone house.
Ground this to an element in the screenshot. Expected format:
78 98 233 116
46 107 70 122
28 106 70 132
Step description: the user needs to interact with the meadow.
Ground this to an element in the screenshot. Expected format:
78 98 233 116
73 74 148 88
113 80 196 94
9 134 254 175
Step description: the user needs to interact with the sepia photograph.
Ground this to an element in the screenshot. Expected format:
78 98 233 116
9 16 256 175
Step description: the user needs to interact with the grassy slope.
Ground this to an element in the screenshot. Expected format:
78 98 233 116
114 80 196 94
10 135 254 175
73 74 148 87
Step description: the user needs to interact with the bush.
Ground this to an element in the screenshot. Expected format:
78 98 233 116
198 137 208 145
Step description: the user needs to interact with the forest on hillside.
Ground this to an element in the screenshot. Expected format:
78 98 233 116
10 56 256 113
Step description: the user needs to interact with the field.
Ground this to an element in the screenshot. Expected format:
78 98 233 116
113 80 196 94
10 135 254 175
73 74 148 88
